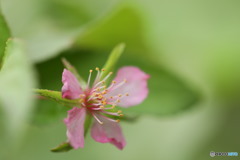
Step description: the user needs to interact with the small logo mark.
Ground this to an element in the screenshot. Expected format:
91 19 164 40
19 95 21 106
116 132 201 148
210 151 215 157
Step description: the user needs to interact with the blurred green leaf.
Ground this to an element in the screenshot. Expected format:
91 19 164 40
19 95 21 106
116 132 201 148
76 7 149 54
0 39 36 145
0 11 10 69
1 0 120 62
34 89 79 108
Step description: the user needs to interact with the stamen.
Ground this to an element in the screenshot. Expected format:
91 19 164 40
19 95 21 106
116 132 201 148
99 68 105 79
79 94 85 98
101 101 107 105
92 113 103 125
98 94 103 99
100 72 113 84
101 110 120 116
87 70 93 88
93 67 100 85
93 70 112 89
110 79 127 91
87 92 97 102
106 80 116 90
93 80 105 89
98 114 120 123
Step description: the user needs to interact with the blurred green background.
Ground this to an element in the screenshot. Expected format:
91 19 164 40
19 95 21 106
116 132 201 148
0 0 240 160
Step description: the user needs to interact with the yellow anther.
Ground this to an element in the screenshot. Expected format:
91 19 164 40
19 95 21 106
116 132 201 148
117 110 122 113
116 119 120 123
119 114 124 117
125 93 129 96
102 81 105 84
89 70 93 73
79 94 85 98
102 91 107 94
109 72 113 75
98 95 103 99
101 101 106 105
101 69 105 71
117 99 121 103
111 105 116 109
118 94 122 97
79 99 84 103
112 80 116 84
95 67 99 71
123 79 127 83
100 106 104 109
110 96 113 99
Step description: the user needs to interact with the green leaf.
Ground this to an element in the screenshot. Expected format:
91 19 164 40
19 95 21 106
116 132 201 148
76 7 149 54
34 89 79 108
101 43 125 79
0 39 36 145
0 12 10 69
1 0 120 62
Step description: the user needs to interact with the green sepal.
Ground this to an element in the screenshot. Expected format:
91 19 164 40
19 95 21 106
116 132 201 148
84 112 93 136
101 43 125 80
34 89 79 108
61 58 87 89
51 142 72 152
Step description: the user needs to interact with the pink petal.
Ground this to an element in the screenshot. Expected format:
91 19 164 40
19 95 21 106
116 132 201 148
64 107 86 149
91 114 126 150
108 66 150 107
62 69 83 99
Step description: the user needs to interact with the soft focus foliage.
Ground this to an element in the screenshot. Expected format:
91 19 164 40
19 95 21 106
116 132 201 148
0 0 240 160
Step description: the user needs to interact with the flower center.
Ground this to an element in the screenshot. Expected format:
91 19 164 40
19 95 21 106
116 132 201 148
78 67 129 125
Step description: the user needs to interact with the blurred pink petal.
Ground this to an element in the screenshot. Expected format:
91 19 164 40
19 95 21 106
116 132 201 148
91 114 126 150
64 107 86 149
62 69 83 99
107 66 150 107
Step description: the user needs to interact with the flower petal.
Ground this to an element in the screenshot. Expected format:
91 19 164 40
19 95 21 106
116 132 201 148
108 66 150 107
91 114 126 150
62 69 83 99
64 107 86 149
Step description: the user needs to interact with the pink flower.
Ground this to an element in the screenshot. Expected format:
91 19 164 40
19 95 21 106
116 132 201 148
62 66 149 150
